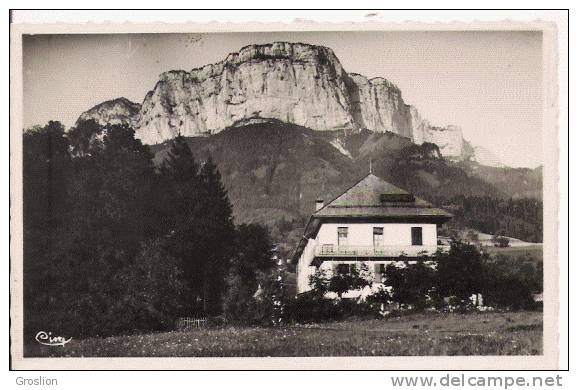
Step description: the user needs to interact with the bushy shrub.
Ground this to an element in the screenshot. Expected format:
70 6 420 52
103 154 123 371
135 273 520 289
309 264 372 298
222 224 276 325
308 269 330 297
481 263 536 310
27 238 189 338
365 286 392 314
284 292 343 323
490 253 543 293
251 270 291 326
434 241 487 302
483 276 534 310
443 296 477 313
222 269 287 326
328 264 372 298
492 235 510 248
384 261 436 311
112 239 190 333
222 272 256 324
283 265 378 322
284 294 374 323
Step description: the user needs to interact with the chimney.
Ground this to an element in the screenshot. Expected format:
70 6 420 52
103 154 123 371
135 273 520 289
315 199 324 211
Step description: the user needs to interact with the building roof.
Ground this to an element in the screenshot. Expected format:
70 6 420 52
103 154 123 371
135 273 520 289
314 174 452 219
292 173 452 262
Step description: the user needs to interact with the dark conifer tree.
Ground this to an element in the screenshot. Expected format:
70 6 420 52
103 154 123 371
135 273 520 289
86 123 158 255
23 121 72 339
159 137 236 315
67 119 103 156
158 136 202 312
161 135 199 183
197 155 236 314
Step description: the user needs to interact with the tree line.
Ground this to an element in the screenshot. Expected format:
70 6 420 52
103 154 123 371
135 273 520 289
370 141 542 243
286 241 541 323
23 120 275 339
432 195 543 243
217 240 542 326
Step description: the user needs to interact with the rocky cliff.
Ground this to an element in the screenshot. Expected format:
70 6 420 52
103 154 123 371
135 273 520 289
78 42 464 158
76 97 141 128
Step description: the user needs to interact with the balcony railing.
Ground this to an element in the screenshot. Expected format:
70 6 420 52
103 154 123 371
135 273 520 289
314 244 439 258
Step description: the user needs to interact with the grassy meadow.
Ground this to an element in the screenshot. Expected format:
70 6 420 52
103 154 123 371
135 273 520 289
483 244 543 261
26 311 542 357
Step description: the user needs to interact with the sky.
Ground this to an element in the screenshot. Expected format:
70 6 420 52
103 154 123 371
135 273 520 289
23 31 543 168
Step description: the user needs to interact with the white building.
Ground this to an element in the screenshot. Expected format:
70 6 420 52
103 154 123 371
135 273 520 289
293 173 452 296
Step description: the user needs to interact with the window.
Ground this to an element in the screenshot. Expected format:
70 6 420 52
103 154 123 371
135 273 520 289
380 193 415 203
373 227 384 247
337 227 348 246
411 227 423 246
373 263 386 282
336 263 355 275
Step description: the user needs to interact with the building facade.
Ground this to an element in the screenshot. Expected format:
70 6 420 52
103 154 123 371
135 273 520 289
293 174 452 296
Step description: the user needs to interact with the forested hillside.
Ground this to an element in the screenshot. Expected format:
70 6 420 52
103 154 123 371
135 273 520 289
150 121 543 249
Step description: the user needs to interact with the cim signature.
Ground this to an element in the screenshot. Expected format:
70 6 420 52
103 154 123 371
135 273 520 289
35 331 72 347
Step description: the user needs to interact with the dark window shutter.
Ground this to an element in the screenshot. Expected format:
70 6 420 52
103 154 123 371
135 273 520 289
411 227 423 245
373 263 381 282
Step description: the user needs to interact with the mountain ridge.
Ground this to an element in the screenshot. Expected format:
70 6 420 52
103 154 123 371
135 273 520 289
77 41 465 158
146 121 542 256
77 97 141 127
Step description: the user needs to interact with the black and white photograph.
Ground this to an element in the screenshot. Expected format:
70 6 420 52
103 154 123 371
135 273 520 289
9 12 564 371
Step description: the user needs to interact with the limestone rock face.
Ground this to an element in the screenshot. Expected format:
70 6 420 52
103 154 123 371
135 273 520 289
76 97 141 128
136 42 355 144
346 74 413 138
77 42 464 158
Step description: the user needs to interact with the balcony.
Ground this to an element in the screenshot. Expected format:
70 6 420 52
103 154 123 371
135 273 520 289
314 244 439 258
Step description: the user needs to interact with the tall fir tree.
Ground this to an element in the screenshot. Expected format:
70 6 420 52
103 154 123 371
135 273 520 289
23 121 72 339
160 138 235 315
197 155 236 313
158 136 202 313
161 135 199 183
67 118 104 156
88 123 158 255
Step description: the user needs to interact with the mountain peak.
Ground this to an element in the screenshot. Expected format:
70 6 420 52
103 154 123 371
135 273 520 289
222 42 340 66
76 97 141 127
77 41 464 158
